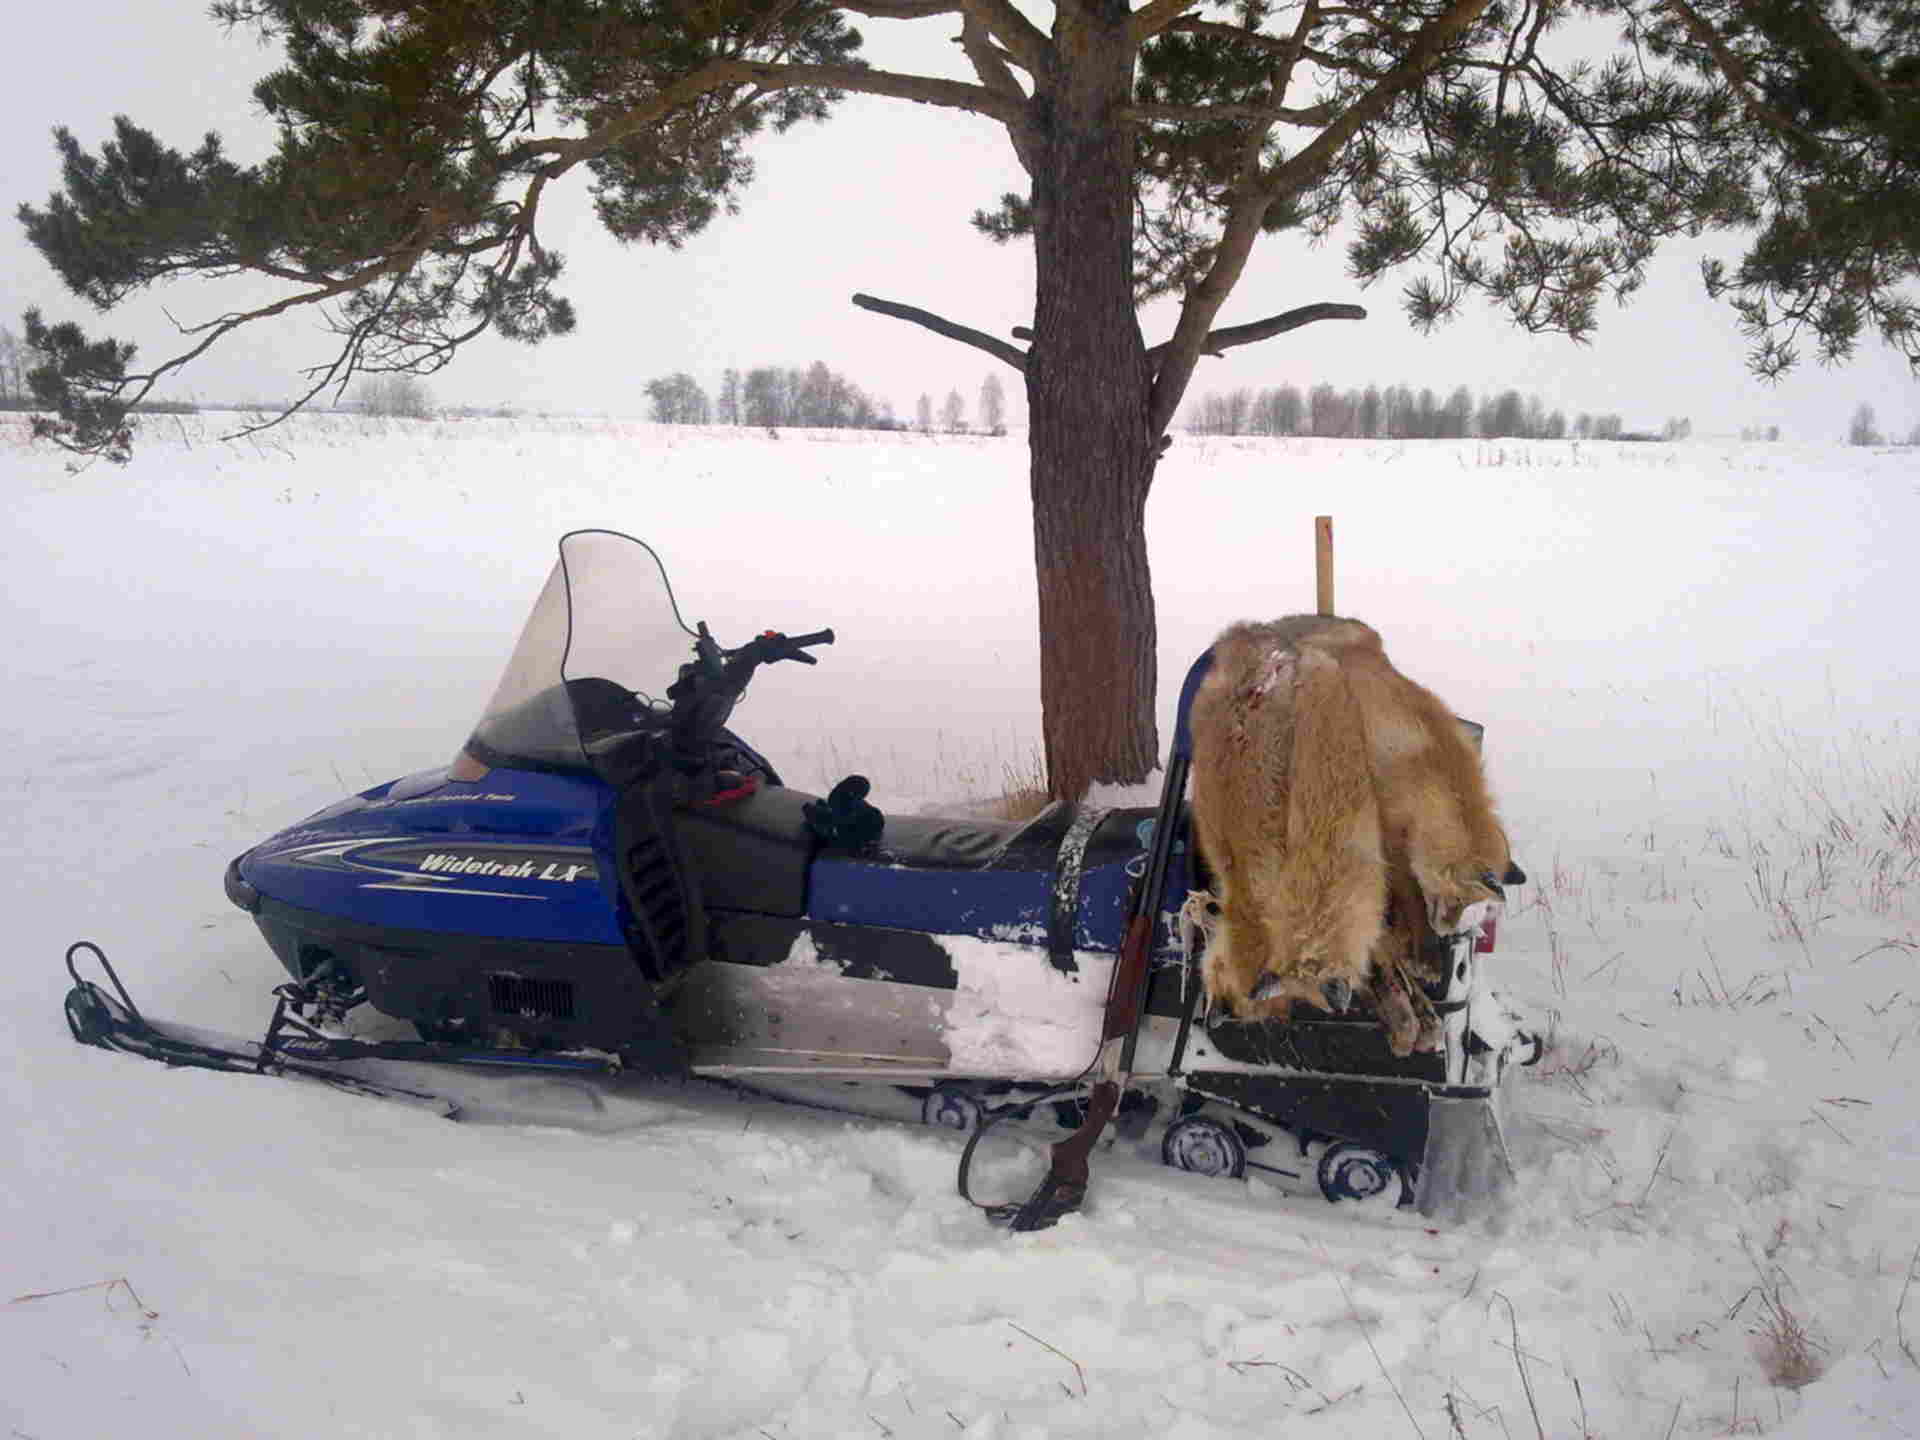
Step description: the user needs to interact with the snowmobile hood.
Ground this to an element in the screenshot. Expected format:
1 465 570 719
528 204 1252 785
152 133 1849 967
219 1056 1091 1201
232 764 621 947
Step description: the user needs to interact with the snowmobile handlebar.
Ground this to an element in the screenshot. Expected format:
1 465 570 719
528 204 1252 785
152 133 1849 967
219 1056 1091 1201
667 624 834 769
775 628 835 658
706 626 835 675
731 628 835 666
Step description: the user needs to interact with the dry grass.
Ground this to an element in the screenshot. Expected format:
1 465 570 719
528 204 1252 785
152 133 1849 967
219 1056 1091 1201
1743 846 1836 948
1515 852 1593 997
1534 1033 1620 1103
1897 1241 1919 1369
1750 1287 1824 1389
795 730 1049 816
1729 722 1920 938
1735 1242 1827 1390
994 745 1053 820
1672 940 1783 1010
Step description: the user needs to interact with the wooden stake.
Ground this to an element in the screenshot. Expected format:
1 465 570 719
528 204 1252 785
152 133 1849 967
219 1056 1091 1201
1315 515 1335 616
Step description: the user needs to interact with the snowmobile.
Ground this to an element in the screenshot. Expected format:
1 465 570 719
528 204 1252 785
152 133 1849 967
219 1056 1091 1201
62 528 1538 1224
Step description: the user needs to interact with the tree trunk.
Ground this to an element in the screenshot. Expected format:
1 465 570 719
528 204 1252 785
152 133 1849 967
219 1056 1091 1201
1025 3 1161 803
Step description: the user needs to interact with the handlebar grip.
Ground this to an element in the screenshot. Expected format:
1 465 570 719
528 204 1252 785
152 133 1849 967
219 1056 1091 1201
787 629 834 648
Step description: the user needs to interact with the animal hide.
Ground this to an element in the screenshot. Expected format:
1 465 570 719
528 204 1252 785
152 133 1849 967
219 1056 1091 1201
1187 616 1510 1056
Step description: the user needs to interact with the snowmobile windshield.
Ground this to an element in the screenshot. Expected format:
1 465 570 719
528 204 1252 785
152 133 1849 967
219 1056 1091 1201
458 530 696 776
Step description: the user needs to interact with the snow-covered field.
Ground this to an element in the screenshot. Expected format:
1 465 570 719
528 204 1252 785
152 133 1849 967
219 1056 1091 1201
5 411 1918 1439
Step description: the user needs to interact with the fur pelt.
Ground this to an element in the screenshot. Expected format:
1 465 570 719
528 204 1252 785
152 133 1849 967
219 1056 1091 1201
1187 616 1509 1055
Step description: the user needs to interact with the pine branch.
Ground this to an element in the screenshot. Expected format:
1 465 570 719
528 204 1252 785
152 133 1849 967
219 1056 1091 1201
1145 0 1487 433
958 0 1054 77
1658 0 1820 157
1128 0 1202 46
1266 0 1495 201
727 58 1034 133
1126 100 1340 128
1146 302 1366 368
851 293 1030 371
837 0 960 18
957 14 1040 173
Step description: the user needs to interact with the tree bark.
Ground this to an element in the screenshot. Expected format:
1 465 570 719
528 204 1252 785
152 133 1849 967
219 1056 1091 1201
1025 1 1161 802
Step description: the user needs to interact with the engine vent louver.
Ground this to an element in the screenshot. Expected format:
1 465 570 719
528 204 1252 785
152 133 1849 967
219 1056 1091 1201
624 833 687 978
487 973 577 1022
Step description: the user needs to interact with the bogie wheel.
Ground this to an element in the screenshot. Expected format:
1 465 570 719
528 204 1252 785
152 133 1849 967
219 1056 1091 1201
921 1085 986 1133
1315 1141 1411 1208
1161 1114 1248 1180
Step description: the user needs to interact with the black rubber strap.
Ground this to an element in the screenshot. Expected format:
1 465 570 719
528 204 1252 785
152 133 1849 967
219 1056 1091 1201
1047 806 1108 974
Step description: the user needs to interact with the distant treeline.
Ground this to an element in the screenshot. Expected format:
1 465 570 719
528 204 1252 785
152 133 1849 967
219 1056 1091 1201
647 363 897 430
1183 383 1672 441
0 397 198 415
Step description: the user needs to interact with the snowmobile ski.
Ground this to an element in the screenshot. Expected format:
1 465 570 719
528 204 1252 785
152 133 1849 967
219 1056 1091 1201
62 942 628 1116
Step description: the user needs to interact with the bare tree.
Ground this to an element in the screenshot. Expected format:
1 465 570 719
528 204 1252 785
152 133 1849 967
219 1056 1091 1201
743 368 785 429
645 372 712 424
979 372 1007 435
0 325 25 407
1443 387 1475 440
355 374 432 418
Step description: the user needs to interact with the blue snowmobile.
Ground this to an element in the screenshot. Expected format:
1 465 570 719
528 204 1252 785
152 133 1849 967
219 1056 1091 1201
63 529 1537 1224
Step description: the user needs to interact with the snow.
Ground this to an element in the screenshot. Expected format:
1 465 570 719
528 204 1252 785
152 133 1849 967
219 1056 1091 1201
6 411 1920 1438
938 935 1113 1075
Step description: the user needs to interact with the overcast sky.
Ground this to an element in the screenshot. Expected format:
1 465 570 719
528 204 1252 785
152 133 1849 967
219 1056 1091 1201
7 4 1916 440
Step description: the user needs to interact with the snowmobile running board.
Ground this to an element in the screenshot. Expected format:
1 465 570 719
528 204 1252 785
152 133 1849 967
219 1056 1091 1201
687 1050 959 1078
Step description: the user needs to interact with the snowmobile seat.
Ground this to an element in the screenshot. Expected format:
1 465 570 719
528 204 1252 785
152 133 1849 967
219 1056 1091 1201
808 803 1160 957
848 802 1071 872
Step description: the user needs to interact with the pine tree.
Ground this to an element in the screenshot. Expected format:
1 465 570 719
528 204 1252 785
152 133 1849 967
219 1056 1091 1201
22 0 1892 796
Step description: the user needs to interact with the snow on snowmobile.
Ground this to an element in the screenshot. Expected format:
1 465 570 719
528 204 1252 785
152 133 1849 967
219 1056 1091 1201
62 528 1538 1224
